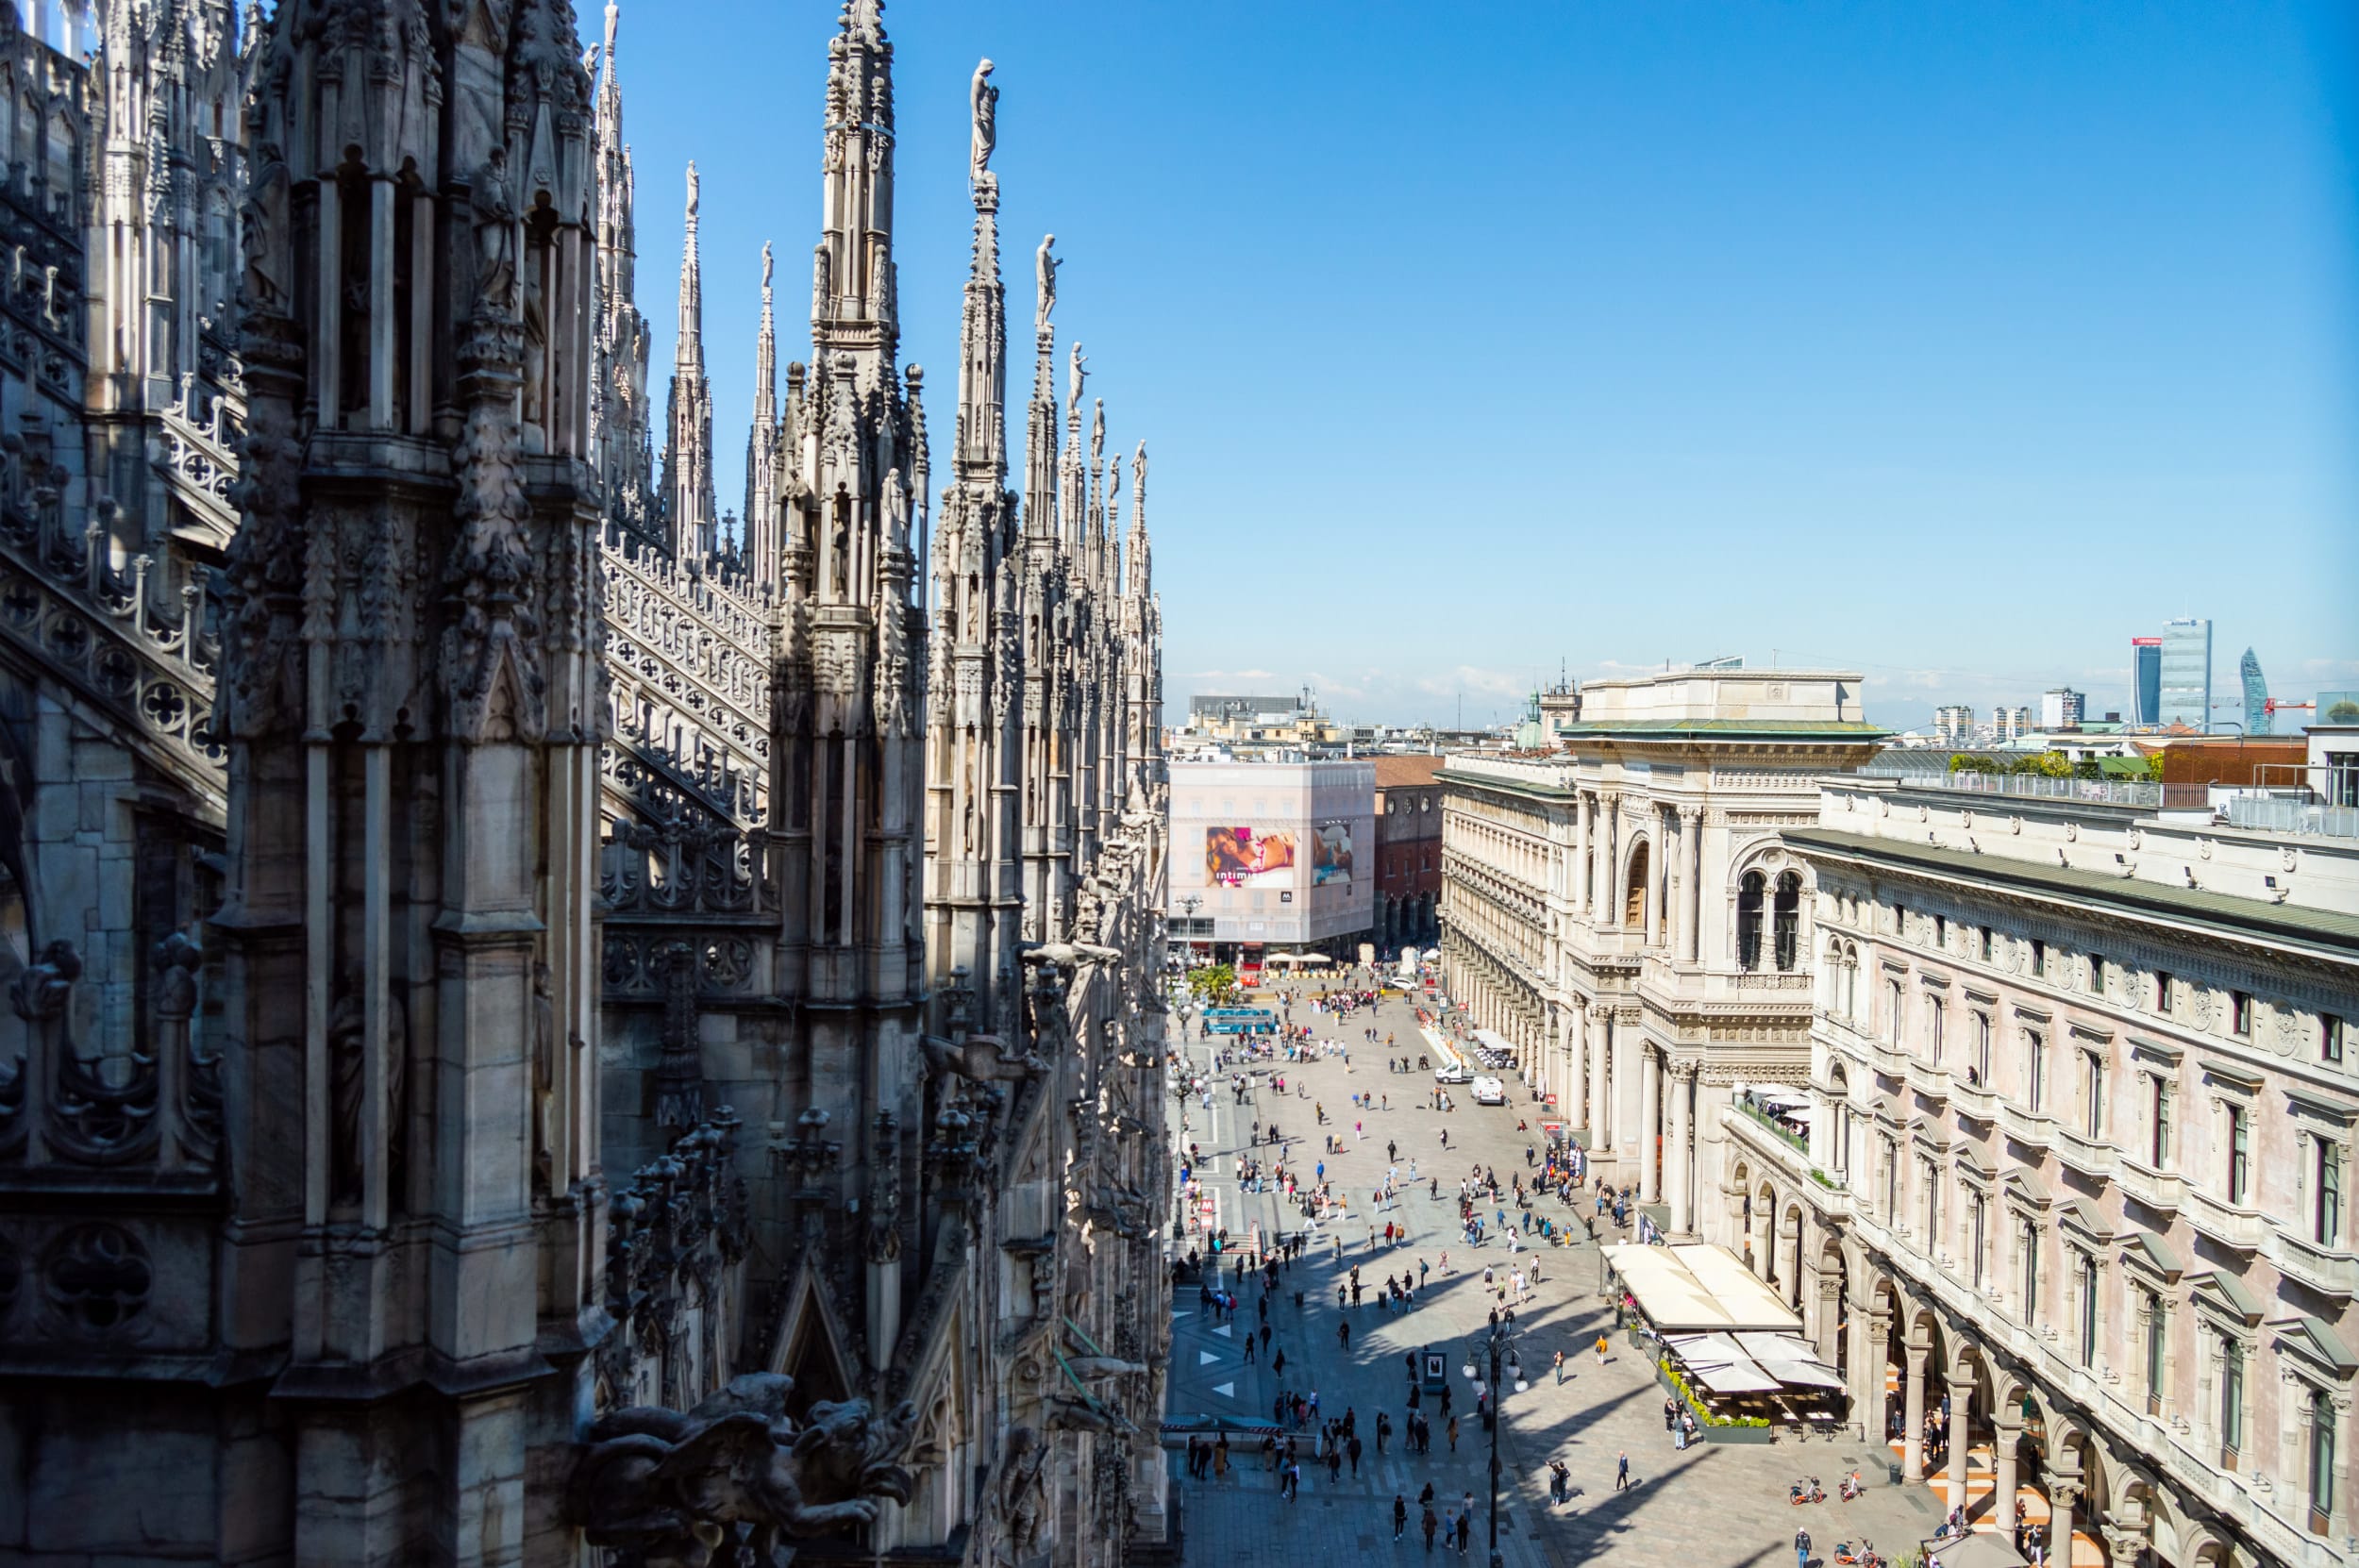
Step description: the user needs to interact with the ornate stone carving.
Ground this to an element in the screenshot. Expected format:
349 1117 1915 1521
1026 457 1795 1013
41 1222 150 1337
570 1372 915 1567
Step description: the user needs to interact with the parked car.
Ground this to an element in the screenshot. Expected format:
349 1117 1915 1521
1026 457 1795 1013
1471 1076 1508 1106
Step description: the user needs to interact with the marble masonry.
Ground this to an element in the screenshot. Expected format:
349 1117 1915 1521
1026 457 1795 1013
0 2 1173 1565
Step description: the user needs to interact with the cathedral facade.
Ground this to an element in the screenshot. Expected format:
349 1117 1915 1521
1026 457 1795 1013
0 2 1172 1565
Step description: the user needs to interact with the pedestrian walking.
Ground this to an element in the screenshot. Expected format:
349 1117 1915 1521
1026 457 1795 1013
1447 1414 1460 1453
1244 1335 1256 1364
1795 1526 1811 1568
1595 1333 1609 1366
1553 1348 1565 1385
1273 1347 1287 1378
1615 1451 1630 1492
1348 1434 1364 1476
1455 1510 1472 1557
1421 1508 1438 1552
1213 1438 1230 1483
1394 1494 1408 1543
1338 1320 1352 1352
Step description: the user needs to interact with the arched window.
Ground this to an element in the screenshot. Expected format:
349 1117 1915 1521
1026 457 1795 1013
1736 871 1765 971
1623 842 1648 930
1773 872 1802 971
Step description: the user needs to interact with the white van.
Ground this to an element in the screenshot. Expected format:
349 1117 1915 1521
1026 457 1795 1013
1471 1076 1507 1106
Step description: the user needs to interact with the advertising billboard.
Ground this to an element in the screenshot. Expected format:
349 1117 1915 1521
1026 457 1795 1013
1205 826 1296 887
1312 821 1354 887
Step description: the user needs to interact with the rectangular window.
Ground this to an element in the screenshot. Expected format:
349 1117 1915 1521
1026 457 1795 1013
1979 926 1994 961
2021 1224 2039 1320
2228 1104 2251 1206
2027 1031 2047 1112
2080 1255 2100 1367
2313 1391 2337 1532
2032 940 2047 978
2090 954 2106 994
1930 998 1945 1063
1895 903 1907 938
2327 1015 2345 1066
2319 1141 2343 1250
2150 1076 2170 1168
2157 971 2174 1012
2146 1294 2167 1416
2084 1055 2104 1140
1974 1014 1991 1085
1970 1194 1986 1287
2221 1339 2246 1466
2232 991 2251 1037
1934 914 1947 950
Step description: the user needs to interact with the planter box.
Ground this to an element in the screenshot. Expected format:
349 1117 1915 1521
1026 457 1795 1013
1650 1359 1777 1444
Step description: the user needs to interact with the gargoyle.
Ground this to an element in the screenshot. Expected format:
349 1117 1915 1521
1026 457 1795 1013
1021 940 1122 969
919 1032 1050 1085
1063 1354 1148 1381
1046 1397 1135 1435
568 1373 917 1568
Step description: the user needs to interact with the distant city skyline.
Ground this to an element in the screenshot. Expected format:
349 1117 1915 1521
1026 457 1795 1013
624 0 2357 736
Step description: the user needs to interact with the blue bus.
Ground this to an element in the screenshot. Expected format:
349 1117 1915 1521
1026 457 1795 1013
1203 1007 1277 1036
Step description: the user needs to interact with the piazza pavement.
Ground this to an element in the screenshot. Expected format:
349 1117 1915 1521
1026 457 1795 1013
1162 980 1959 1568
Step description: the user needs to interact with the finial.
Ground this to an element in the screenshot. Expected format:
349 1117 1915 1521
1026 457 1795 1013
761 241 774 292
685 160 698 222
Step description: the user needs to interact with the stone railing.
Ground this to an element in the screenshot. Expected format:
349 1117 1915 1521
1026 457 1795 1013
1439 752 1576 792
0 482 223 801
602 543 773 826
153 372 243 544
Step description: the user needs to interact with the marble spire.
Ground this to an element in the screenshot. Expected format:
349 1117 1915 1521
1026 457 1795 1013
663 161 716 560
746 241 778 588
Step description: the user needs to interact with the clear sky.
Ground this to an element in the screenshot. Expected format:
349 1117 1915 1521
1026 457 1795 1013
619 0 2358 733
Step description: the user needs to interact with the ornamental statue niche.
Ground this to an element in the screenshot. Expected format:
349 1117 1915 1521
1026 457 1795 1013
569 1372 918 1568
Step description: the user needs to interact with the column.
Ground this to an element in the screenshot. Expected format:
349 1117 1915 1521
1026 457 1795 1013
1667 1063 1694 1232
1681 805 1704 963
1814 1276 1843 1365
1564 1005 1589 1130
1646 804 1668 945
2049 1476 2083 1567
1589 1006 1611 1143
1608 1011 1631 1155
2100 1523 2146 1568
1638 1047 1662 1203
1574 792 1591 917
1856 1302 1893 1446
1989 1412 2020 1531
1599 794 1619 926
1902 1340 1930 1482
1946 1374 1976 1510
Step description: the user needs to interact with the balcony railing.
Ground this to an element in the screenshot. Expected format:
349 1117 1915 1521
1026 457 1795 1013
1917 771 2162 809
2225 796 2359 841
1734 1096 1807 1154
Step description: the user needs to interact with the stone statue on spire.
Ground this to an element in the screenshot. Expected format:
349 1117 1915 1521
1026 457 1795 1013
1035 234 1057 332
1066 342 1086 424
970 58 997 184
762 240 774 292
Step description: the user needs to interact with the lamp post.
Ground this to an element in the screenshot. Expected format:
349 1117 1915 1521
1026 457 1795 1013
1463 1310 1524 1568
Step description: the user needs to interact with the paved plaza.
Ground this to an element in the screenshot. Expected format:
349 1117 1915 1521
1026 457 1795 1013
1163 982 1950 1568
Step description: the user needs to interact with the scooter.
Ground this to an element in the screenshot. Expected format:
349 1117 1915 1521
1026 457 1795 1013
1789 1477 1825 1506
1832 1541 1875 1567
1838 1471 1864 1502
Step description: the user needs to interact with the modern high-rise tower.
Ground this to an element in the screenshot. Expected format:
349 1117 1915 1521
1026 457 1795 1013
2242 647 2271 736
2158 617 2212 730
2132 636 2162 727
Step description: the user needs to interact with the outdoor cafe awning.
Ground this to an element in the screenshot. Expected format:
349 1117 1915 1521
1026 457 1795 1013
1688 1359 1782 1394
1603 1242 1803 1333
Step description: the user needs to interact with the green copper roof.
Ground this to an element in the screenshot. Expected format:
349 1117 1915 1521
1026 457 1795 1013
1554 718 1892 741
1786 827 2359 956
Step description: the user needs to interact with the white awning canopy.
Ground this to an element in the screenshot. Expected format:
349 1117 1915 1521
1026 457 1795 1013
1689 1359 1782 1394
1601 1243 1804 1334
1471 1029 1515 1054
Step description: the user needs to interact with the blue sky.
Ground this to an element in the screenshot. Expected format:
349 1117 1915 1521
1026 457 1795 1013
619 0 2358 732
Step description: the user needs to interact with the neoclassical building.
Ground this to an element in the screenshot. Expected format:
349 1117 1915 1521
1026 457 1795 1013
1438 664 1883 1233
1720 770 2359 1568
0 2 1174 1564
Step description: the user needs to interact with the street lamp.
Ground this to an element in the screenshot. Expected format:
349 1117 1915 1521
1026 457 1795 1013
1464 1310 1522 1568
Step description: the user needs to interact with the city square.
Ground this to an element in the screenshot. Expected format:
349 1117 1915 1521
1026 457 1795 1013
0 2 2345 1566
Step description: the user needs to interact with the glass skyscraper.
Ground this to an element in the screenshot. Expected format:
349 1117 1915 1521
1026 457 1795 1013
2158 618 2212 730
2132 638 2161 727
